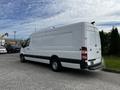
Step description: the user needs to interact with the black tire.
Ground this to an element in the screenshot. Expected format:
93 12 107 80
50 57 62 72
20 54 26 63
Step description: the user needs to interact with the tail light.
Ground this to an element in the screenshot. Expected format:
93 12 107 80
81 47 88 61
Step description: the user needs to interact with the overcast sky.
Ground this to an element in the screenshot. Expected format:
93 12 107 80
0 0 120 39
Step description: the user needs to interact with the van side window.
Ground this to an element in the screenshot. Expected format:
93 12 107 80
22 38 30 48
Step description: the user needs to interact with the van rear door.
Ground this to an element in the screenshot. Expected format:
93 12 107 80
86 26 101 64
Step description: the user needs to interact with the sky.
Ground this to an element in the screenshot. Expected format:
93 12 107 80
0 0 120 39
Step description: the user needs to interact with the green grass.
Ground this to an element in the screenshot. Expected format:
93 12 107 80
104 56 120 71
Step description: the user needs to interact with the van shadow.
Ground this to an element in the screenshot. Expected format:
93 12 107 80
61 67 101 78
26 60 101 78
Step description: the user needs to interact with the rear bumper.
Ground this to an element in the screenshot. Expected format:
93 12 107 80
80 60 102 70
88 62 102 70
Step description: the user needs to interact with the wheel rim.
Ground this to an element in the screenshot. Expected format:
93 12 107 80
52 61 58 70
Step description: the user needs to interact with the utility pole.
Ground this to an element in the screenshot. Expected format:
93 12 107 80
14 31 16 40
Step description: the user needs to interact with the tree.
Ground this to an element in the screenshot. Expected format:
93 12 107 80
99 31 111 55
99 30 105 55
1 33 8 38
109 27 120 55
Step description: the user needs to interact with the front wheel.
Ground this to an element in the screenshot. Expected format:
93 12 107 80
20 54 26 63
50 58 62 72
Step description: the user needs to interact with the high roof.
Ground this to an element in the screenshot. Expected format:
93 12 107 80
32 21 90 35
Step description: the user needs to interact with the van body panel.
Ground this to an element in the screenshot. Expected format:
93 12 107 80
20 22 102 70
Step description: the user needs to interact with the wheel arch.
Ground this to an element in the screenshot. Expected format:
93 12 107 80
50 55 59 61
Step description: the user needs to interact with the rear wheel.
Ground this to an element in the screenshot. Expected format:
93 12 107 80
20 54 26 63
50 57 62 72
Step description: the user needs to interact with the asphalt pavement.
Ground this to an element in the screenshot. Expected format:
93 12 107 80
0 54 120 90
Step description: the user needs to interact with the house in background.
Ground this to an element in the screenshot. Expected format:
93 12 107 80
0 34 6 46
0 39 5 46
0 33 22 46
5 39 16 45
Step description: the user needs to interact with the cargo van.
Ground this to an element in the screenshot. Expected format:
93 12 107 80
20 22 102 71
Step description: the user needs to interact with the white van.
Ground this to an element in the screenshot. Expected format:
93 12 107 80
20 22 102 71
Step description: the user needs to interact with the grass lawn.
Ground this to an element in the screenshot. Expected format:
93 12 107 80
104 56 120 71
